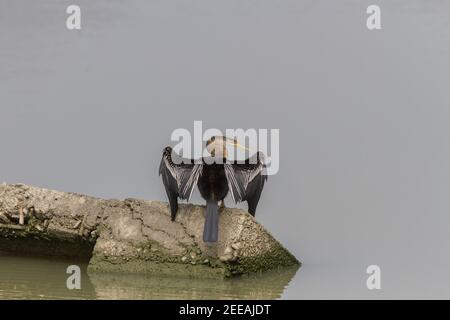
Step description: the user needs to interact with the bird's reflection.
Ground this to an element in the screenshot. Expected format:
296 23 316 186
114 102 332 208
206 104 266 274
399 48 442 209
89 265 299 300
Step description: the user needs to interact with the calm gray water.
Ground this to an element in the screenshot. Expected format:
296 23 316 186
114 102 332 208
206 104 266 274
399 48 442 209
0 253 298 300
2 0 450 299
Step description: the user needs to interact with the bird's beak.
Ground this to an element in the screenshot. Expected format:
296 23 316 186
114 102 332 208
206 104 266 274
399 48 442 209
225 138 250 151
235 142 250 151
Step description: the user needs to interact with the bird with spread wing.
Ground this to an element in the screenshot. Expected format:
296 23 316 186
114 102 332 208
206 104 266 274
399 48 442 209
159 136 267 243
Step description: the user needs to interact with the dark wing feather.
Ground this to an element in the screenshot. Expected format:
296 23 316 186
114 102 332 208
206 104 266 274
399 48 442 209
159 147 203 220
224 152 267 216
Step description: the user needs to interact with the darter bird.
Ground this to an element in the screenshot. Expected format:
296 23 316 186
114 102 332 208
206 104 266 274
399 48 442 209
159 136 267 242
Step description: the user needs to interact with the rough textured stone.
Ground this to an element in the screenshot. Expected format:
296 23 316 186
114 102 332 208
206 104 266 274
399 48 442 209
0 183 300 278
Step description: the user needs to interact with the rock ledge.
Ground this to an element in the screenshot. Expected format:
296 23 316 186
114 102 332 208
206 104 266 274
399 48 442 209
0 183 300 278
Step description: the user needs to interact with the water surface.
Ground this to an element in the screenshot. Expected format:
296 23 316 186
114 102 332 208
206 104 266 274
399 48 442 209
0 253 298 300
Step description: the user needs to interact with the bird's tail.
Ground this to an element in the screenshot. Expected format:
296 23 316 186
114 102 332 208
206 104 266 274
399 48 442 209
203 200 219 242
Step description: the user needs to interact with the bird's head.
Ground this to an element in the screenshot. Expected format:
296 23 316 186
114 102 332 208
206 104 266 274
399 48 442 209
206 136 249 158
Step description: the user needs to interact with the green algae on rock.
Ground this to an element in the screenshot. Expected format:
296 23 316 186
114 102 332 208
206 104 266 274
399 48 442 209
0 183 300 278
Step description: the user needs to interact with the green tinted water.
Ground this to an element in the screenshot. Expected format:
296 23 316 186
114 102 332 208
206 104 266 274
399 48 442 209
0 253 298 300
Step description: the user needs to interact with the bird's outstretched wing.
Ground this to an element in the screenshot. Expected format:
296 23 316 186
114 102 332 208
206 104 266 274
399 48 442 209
159 147 203 220
224 152 268 216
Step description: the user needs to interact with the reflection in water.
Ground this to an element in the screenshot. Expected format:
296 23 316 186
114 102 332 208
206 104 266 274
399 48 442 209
90 266 299 300
0 253 299 300
0 254 95 299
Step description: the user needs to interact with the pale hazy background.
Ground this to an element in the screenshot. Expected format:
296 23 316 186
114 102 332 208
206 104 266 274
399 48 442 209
1 0 450 298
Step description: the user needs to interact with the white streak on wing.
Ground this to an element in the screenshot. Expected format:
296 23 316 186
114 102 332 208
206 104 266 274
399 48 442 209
224 153 265 203
223 164 237 202
224 164 246 203
163 151 202 201
182 164 203 201
163 156 178 182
